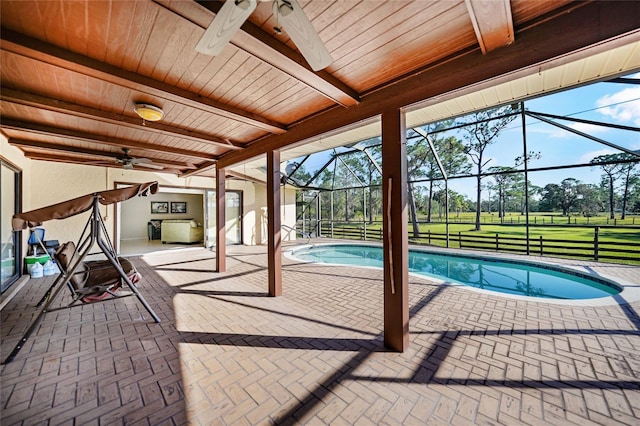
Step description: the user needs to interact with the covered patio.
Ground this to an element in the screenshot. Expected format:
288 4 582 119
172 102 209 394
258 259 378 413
1 242 639 424
2 0 640 424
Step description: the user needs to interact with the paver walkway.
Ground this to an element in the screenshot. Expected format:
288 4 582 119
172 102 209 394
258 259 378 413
1 242 639 425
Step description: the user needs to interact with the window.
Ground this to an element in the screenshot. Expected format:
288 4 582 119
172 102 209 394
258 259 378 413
1 158 22 293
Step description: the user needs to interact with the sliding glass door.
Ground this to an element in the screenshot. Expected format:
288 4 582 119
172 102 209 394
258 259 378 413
225 192 242 244
1 159 22 293
204 190 243 247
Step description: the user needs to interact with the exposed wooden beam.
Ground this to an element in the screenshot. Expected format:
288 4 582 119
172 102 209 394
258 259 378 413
465 0 514 54
216 1 640 169
1 118 217 162
0 27 286 134
180 161 216 178
1 88 241 150
225 169 266 185
160 0 360 107
9 139 196 169
23 151 102 165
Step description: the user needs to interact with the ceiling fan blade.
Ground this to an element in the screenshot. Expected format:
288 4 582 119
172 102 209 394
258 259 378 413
135 162 164 170
274 0 333 71
196 0 257 56
128 158 164 169
131 157 152 164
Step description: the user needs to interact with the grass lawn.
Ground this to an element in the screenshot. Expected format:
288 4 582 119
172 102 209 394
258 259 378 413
318 212 640 264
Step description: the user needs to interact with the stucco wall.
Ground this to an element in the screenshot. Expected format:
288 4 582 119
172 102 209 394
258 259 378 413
1 135 32 251
247 182 297 244
2 136 298 259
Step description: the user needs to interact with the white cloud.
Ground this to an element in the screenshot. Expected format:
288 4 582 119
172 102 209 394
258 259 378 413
528 122 608 139
570 122 609 134
596 86 640 126
577 148 617 164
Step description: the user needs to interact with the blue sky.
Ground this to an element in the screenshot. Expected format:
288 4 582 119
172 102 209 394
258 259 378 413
444 72 640 198
290 73 640 199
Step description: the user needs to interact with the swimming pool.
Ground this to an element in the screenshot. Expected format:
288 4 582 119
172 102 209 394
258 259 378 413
287 244 622 300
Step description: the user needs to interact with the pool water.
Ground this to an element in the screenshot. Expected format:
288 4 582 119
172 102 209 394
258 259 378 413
289 244 620 300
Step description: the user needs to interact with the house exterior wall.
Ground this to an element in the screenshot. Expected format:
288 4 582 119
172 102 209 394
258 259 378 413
1 136 297 263
1 134 32 251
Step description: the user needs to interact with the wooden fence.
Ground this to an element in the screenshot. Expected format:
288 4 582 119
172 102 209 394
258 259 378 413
313 223 640 264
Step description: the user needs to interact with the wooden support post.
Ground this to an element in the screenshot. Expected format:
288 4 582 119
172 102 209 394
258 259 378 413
382 109 409 352
216 166 226 272
267 150 282 296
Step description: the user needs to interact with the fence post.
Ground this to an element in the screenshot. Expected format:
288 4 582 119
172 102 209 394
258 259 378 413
539 235 543 256
458 231 462 248
495 233 499 251
594 226 599 261
428 230 431 245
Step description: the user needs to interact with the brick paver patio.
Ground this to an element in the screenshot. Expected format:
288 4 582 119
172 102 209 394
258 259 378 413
1 242 639 425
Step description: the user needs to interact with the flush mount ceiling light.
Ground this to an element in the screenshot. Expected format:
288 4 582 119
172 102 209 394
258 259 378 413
134 103 164 123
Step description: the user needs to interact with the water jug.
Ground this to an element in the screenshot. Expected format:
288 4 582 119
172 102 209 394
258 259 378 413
43 260 57 276
31 261 44 278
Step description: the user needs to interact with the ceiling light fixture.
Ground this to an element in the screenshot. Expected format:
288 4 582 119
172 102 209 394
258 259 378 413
134 103 164 125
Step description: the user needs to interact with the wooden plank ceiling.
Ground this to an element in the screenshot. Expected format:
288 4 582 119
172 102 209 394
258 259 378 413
1 0 638 177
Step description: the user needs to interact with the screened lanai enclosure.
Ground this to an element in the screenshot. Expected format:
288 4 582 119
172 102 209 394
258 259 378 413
284 77 640 263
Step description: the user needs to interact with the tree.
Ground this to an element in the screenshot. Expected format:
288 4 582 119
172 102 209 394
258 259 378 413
513 150 541 215
460 106 517 231
558 178 581 216
539 183 561 212
406 122 468 237
414 139 469 219
337 143 382 223
576 183 602 217
591 154 624 219
488 166 516 221
629 174 640 214
447 190 469 216
615 153 640 219
539 178 582 215
525 182 542 213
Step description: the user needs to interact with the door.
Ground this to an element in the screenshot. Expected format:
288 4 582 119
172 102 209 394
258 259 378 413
226 192 242 244
205 190 216 248
1 160 22 293
204 190 243 247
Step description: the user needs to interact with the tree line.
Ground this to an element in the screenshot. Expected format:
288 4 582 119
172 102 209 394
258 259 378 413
291 105 640 231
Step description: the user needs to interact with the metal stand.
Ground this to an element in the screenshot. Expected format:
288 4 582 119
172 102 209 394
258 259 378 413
2 196 160 364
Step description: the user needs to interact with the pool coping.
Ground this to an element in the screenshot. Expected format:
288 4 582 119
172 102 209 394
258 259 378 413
284 241 640 307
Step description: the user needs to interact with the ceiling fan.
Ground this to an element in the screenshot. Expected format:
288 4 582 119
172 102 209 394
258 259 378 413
114 148 164 170
196 0 333 71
